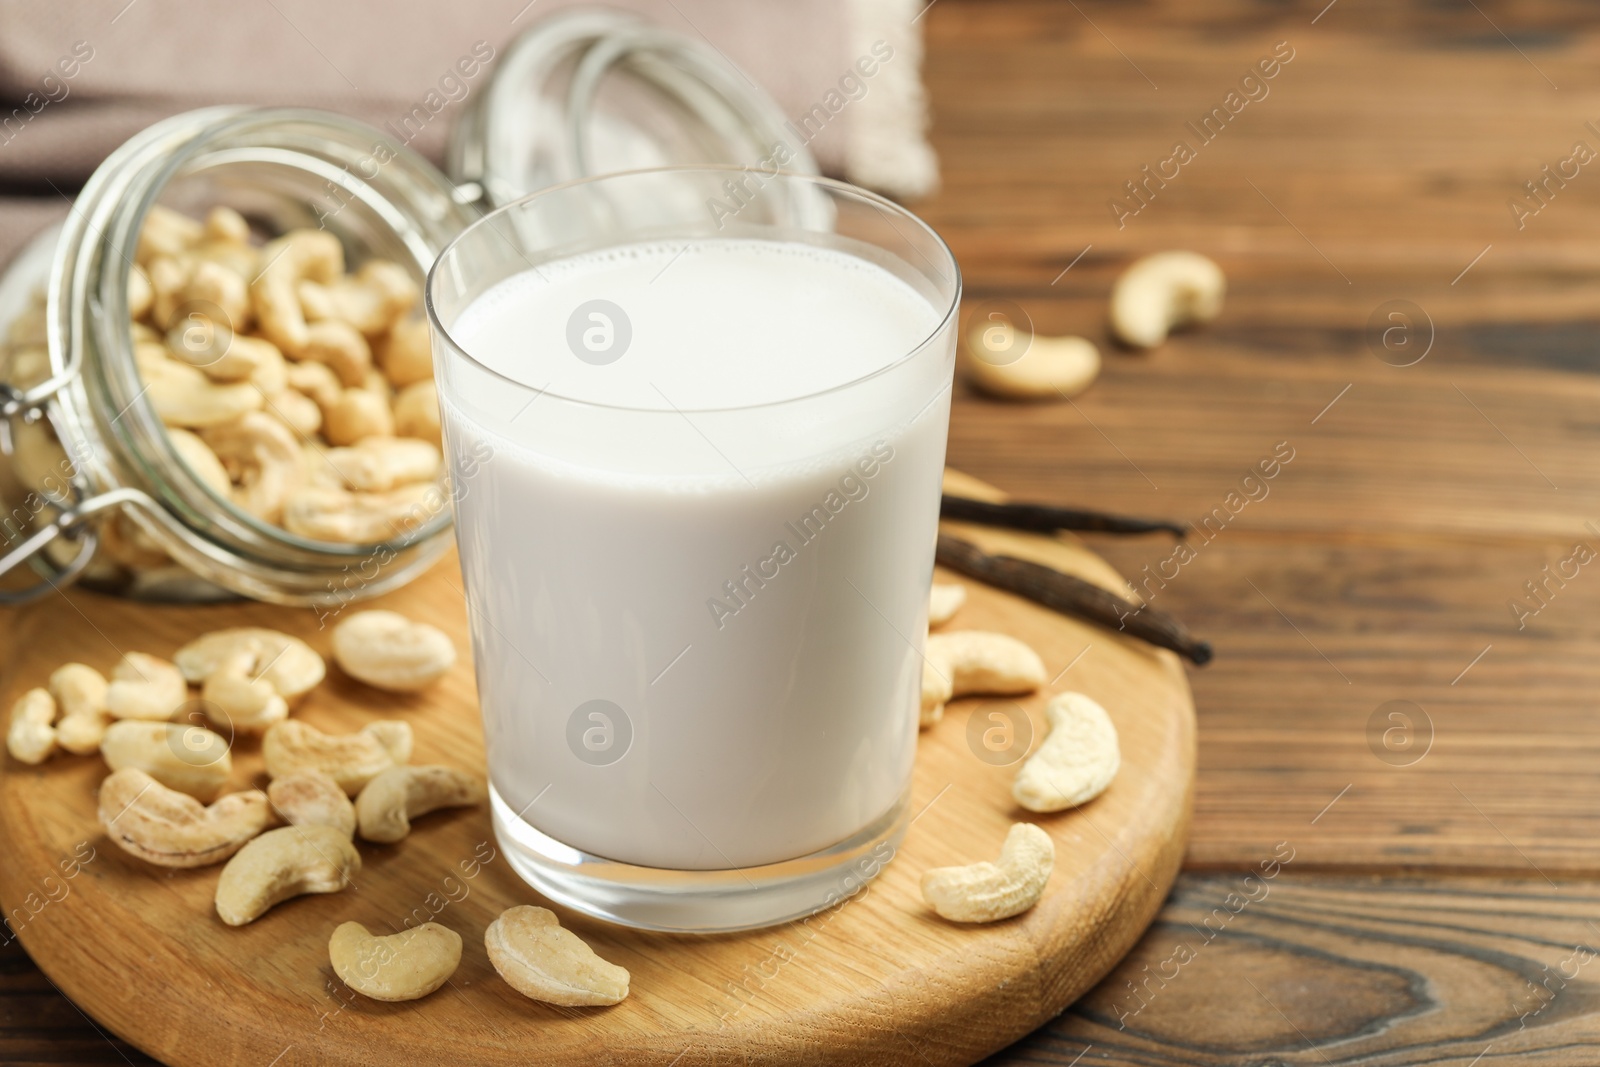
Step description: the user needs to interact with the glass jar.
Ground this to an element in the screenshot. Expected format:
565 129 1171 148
0 7 814 607
0 107 476 605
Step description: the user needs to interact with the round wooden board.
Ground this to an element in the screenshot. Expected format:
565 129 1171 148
0 470 1195 1067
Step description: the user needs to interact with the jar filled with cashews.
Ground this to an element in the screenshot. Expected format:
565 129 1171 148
0 9 812 606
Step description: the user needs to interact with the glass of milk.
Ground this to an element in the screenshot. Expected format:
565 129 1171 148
427 167 959 931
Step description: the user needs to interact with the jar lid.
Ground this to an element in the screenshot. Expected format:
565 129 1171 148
449 8 817 209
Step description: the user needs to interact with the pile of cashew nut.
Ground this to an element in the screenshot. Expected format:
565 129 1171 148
129 205 447 547
0 204 451 591
4 609 632 1005
961 250 1226 401
913 579 1123 923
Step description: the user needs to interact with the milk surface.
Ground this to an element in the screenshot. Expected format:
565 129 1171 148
444 239 950 869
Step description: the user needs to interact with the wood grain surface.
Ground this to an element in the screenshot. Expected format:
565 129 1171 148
9 0 1600 1062
0 472 1194 1067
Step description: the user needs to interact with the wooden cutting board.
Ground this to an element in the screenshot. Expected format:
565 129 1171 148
0 470 1195 1067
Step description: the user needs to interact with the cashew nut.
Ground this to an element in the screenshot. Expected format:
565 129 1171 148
920 631 1046 728
376 317 433 388
105 652 189 722
214 824 361 926
201 412 305 524
267 769 356 838
301 260 418 338
201 645 289 734
48 663 110 755
166 427 233 496
325 437 440 492
1012 691 1120 813
330 921 462 1002
920 822 1055 923
179 260 251 333
285 359 342 409
485 906 630 1006
965 333 1100 400
250 230 344 356
300 319 372 388
283 483 443 544
333 610 456 691
264 386 322 437
136 205 203 265
98 767 269 868
262 719 413 796
928 582 967 628
100 720 232 801
174 628 325 703
203 205 252 246
322 387 394 445
7 688 57 765
146 256 190 329
393 380 441 447
1109 251 1226 349
128 264 153 319
355 766 485 843
145 355 265 428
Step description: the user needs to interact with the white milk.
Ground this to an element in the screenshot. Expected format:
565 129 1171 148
443 239 950 870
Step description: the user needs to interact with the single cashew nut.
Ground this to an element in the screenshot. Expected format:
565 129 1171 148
265 387 322 437
322 387 394 446
325 437 441 492
250 230 344 356
263 719 413 796
356 765 485 843
98 767 269 868
201 412 305 524
1109 251 1226 349
178 260 251 334
485 905 630 1006
282 484 442 544
966 333 1100 400
300 319 372 388
203 205 252 246
175 628 325 704
49 663 110 755
392 380 441 447
921 822 1055 923
920 631 1046 728
214 824 361 926
100 720 232 800
1012 691 1120 813
145 356 266 428
166 427 233 496
329 921 462 1002
268 769 356 838
201 645 289 734
7 688 58 765
105 652 189 722
928 582 967 628
136 205 203 266
302 260 418 338
920 659 953 728
333 610 456 691
128 264 153 319
376 317 433 388
285 359 343 409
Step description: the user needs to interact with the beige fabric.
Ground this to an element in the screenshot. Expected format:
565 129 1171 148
0 0 936 267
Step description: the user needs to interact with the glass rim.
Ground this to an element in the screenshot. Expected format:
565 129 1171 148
424 164 961 416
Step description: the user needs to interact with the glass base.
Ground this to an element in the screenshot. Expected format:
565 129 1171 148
489 785 909 933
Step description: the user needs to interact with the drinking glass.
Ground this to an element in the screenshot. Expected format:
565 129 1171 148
427 167 959 931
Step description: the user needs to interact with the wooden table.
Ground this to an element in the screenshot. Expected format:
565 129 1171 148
6 0 1600 1061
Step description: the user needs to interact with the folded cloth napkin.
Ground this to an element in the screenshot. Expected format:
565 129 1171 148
0 0 937 267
